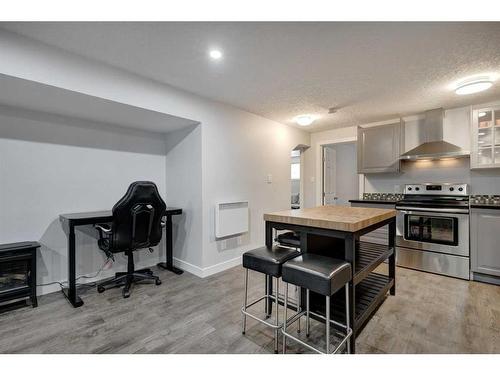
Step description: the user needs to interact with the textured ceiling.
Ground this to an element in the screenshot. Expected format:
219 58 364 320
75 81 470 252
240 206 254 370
2 22 500 132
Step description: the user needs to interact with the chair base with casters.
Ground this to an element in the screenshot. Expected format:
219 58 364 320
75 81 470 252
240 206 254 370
96 250 161 298
281 253 353 354
241 246 301 353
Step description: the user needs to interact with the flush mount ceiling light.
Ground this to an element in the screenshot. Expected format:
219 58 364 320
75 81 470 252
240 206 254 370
479 111 487 117
295 115 315 126
455 77 493 95
208 49 223 60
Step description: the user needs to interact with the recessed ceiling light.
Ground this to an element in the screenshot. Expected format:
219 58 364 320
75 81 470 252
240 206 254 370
295 115 315 126
209 49 223 60
455 78 493 95
479 112 487 117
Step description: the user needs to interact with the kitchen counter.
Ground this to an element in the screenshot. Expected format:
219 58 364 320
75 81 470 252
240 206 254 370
264 205 397 353
349 199 399 205
264 205 396 232
470 204 500 209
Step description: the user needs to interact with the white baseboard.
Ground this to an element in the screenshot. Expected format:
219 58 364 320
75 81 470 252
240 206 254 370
172 258 204 277
173 256 242 278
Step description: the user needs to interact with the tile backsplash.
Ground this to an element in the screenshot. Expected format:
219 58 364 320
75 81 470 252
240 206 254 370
364 157 500 195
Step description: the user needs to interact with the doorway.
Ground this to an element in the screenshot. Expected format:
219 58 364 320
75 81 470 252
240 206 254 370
322 142 359 206
290 150 301 209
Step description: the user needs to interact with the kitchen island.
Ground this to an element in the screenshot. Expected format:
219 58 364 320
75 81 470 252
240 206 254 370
264 205 397 353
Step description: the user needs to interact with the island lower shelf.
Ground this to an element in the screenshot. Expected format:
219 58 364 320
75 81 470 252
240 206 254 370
308 272 394 336
354 241 394 285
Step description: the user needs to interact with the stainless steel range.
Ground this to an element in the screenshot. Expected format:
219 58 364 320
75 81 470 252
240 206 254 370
395 183 470 280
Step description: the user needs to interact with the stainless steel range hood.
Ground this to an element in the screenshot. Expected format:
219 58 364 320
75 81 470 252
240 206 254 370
400 108 470 161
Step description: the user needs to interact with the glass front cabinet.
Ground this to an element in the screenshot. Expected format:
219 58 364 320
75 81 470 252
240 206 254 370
471 106 500 169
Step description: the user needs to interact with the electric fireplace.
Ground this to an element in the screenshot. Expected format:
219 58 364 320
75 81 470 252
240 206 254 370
0 242 39 309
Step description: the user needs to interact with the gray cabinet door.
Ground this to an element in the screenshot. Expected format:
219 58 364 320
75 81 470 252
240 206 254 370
471 209 500 277
357 121 403 173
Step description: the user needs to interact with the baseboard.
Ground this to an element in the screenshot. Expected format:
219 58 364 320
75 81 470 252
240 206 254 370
200 256 242 277
172 258 205 277
173 256 242 278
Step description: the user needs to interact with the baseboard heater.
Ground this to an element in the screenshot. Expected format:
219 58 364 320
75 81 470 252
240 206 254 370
215 201 249 238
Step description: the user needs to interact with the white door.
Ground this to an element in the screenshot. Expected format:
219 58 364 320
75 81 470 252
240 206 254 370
322 146 337 205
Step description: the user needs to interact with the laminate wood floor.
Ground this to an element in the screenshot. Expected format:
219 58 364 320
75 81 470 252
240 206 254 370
0 265 499 354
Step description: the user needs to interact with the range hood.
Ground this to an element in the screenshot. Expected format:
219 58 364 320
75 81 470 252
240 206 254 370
400 108 470 161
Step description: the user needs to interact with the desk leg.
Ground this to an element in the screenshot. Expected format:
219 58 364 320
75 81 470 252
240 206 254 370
345 234 356 354
389 218 396 296
265 221 273 316
62 224 83 308
158 215 184 275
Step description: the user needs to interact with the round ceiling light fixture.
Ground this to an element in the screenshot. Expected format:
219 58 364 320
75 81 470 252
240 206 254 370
455 77 493 95
208 49 223 60
478 111 487 117
295 115 315 126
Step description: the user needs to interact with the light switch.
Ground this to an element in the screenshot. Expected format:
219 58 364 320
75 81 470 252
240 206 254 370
310 176 315 183
266 174 273 184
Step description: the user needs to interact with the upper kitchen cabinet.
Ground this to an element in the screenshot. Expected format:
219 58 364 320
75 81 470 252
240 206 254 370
471 105 500 169
357 120 404 173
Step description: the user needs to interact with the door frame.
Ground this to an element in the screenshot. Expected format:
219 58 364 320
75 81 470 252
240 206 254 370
316 137 364 206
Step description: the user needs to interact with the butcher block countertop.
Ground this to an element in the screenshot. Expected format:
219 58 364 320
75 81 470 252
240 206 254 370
264 205 396 232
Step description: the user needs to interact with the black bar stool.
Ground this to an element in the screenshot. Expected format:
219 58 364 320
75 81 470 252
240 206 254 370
275 230 303 332
276 231 301 249
281 254 353 354
241 245 300 353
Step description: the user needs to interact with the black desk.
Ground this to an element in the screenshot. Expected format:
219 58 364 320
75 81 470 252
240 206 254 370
59 207 182 308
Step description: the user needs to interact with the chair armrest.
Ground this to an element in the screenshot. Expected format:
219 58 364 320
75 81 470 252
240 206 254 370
95 223 112 233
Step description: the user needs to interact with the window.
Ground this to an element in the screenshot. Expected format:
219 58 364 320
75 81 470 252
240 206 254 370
291 163 300 180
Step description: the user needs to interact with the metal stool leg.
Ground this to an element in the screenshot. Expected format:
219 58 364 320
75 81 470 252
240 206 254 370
265 275 270 317
345 283 351 354
242 268 249 334
306 289 310 337
274 277 280 353
325 296 330 354
283 282 289 353
297 286 301 333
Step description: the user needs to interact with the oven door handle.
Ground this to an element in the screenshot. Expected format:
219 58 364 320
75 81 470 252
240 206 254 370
395 206 469 214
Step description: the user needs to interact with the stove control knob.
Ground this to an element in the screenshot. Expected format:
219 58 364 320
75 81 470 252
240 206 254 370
449 187 455 192
408 187 412 191
415 187 420 191
458 187 464 192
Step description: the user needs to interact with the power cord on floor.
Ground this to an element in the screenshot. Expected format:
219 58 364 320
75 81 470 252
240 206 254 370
36 256 112 291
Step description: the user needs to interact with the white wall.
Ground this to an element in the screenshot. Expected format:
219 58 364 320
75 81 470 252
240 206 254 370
0 30 311 281
0 108 168 295
164 125 203 272
201 105 309 273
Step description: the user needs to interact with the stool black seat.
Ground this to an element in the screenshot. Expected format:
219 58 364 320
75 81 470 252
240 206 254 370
282 254 351 296
241 245 300 353
276 231 301 248
281 253 352 354
243 246 300 277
